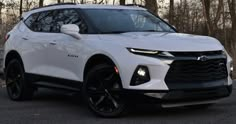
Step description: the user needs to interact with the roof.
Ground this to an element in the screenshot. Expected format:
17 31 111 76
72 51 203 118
22 4 146 19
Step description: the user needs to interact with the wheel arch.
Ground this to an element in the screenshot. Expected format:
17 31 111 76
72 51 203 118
83 54 118 81
5 50 24 71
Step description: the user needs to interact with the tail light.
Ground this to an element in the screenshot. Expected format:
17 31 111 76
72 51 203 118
4 34 10 42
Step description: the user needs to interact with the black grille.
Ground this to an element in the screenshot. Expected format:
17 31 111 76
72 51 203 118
165 59 228 84
170 51 223 57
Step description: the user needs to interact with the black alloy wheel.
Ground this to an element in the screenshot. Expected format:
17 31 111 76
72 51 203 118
6 59 34 101
83 64 126 117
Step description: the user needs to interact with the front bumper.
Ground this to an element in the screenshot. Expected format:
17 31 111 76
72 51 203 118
122 85 232 104
121 50 233 90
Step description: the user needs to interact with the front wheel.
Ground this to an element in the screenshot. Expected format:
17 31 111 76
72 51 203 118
83 64 126 117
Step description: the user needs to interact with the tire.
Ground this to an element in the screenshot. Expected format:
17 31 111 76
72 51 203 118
82 64 126 117
5 59 34 101
186 103 214 109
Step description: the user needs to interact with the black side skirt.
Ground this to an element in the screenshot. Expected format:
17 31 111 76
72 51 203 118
25 73 82 92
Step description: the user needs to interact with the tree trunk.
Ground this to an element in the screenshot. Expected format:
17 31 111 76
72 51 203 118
39 0 44 7
0 2 3 25
19 0 23 18
120 0 125 5
26 0 29 11
201 0 213 36
227 0 236 52
169 0 174 24
145 0 158 15
58 0 61 3
201 0 223 37
80 0 85 4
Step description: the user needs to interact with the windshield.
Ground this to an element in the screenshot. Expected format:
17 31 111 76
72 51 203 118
82 9 176 34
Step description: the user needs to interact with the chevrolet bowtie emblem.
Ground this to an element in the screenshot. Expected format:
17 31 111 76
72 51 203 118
197 55 208 61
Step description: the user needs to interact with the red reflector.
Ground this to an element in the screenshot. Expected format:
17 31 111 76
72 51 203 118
114 66 119 74
5 34 10 42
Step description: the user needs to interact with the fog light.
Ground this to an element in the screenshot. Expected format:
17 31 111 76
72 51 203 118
130 66 150 86
137 68 146 77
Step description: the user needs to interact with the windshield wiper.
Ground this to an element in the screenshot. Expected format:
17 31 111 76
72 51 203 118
138 30 161 32
100 30 164 34
100 31 130 34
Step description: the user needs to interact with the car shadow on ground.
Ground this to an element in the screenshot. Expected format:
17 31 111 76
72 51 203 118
0 87 231 120
33 89 229 118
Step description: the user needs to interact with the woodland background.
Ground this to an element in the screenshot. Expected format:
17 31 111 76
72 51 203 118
0 0 235 68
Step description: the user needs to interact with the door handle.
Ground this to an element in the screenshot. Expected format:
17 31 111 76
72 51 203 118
49 41 57 45
22 37 28 40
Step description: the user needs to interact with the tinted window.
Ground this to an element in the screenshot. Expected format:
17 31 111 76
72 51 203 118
25 9 87 33
37 11 54 32
26 11 54 32
24 13 39 28
52 9 87 33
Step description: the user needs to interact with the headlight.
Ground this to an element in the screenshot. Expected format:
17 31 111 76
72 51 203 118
127 48 160 55
127 48 173 58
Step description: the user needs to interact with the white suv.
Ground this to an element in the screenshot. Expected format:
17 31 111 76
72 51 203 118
3 3 233 117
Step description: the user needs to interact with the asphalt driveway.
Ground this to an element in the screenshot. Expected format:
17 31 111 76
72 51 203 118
0 84 236 124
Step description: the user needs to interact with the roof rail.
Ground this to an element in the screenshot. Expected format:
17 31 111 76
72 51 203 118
125 4 145 8
30 3 77 11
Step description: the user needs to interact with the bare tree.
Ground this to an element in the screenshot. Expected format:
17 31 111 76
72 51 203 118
80 0 85 4
169 0 174 24
0 1 3 25
201 0 223 36
120 0 125 5
228 0 236 50
19 0 23 18
145 0 158 15
39 0 44 7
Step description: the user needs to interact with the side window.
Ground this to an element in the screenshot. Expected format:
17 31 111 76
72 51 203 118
34 11 54 32
25 9 87 33
26 11 55 32
24 13 39 29
53 9 88 33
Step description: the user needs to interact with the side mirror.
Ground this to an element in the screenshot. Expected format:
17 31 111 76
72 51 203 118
60 24 81 39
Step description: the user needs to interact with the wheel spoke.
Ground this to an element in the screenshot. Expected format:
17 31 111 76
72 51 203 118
87 87 105 95
15 82 21 93
105 89 119 108
95 95 106 106
86 65 124 115
6 62 24 99
7 75 21 85
7 79 15 86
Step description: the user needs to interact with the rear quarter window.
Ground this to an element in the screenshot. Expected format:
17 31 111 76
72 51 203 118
24 13 39 29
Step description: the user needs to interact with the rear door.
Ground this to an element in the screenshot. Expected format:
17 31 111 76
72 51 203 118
21 11 54 76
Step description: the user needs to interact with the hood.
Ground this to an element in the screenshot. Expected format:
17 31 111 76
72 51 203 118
98 32 224 52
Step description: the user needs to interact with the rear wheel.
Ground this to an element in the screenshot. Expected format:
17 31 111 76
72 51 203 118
6 59 34 101
83 64 126 117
